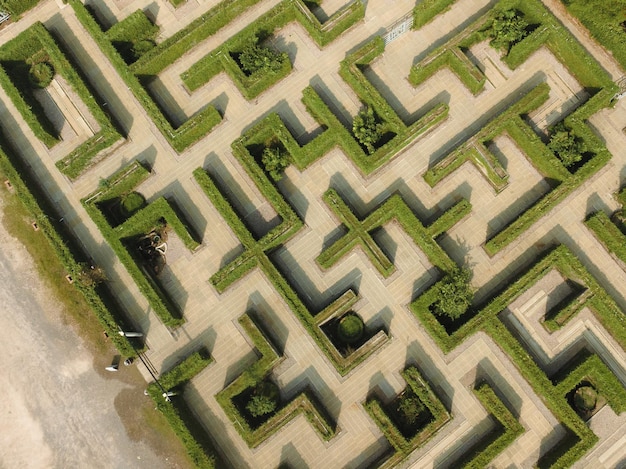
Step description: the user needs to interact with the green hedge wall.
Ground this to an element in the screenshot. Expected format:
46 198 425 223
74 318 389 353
0 129 135 356
317 188 470 278
451 382 524 468
364 366 450 467
83 161 201 328
412 244 626 467
216 313 336 447
0 22 123 178
69 0 222 153
181 0 364 99
147 348 218 469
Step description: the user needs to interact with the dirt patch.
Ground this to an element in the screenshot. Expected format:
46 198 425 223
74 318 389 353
0 192 193 469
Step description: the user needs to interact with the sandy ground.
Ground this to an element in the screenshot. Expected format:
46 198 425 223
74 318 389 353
0 208 170 469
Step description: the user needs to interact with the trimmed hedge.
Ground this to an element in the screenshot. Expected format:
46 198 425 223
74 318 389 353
413 0 458 29
69 0 222 153
0 22 123 178
216 313 336 447
553 351 626 414
412 244 626 467
451 381 524 468
0 127 135 356
364 366 450 467
181 0 363 99
0 0 42 17
317 188 470 277
147 349 218 469
415 0 616 256
83 161 201 328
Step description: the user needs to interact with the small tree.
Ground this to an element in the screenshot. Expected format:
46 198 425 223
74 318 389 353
352 106 384 154
548 123 585 167
246 394 277 417
433 268 474 320
261 146 290 181
238 37 286 75
246 381 279 417
396 394 424 425
487 9 529 52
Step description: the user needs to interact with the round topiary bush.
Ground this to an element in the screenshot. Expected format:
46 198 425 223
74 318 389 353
574 385 597 413
119 192 146 218
28 62 55 89
246 381 280 418
336 313 364 345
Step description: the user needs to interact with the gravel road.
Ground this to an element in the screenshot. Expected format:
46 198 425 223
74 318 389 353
0 213 168 469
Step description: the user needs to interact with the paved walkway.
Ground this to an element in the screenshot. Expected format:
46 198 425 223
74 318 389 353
0 0 625 467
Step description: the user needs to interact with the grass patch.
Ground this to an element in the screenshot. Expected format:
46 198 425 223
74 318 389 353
561 0 626 70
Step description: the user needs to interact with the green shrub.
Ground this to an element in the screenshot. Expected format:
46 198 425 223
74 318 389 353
433 268 474 320
28 61 54 88
486 9 529 52
237 37 286 75
548 122 585 168
246 381 280 417
573 386 597 412
119 191 146 218
352 106 384 154
336 313 364 344
261 146 290 181
106 9 159 64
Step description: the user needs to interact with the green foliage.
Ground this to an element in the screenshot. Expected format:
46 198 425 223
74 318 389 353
352 106 384 154
148 349 217 468
28 61 54 88
0 129 135 356
261 146 290 181
106 10 159 64
396 394 425 426
487 9 529 52
562 0 626 71
413 0 457 29
119 191 146 218
573 386 597 412
69 0 222 153
433 268 474 320
0 0 42 16
336 313 364 345
246 381 280 417
548 122 585 167
237 37 286 75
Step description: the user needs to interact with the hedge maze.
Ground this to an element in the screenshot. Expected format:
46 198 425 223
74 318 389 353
1 0 626 467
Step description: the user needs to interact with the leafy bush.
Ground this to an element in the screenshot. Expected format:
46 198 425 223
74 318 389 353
237 37 287 75
433 268 474 319
246 381 280 417
105 9 159 65
336 313 364 345
352 106 384 154
548 122 585 167
573 386 597 412
119 191 146 218
486 9 529 52
261 146 290 181
28 61 54 88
